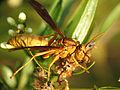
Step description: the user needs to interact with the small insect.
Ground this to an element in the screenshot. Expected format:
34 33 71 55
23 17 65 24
1 0 102 82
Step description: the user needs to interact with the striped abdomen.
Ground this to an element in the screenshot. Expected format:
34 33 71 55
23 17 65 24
7 34 48 48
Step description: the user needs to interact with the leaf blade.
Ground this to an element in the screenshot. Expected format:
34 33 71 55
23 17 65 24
100 2 120 32
72 0 98 43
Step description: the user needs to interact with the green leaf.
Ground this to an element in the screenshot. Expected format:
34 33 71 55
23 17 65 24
0 78 9 90
40 0 63 35
100 2 120 32
0 65 17 88
41 0 75 35
64 0 88 37
58 0 75 26
72 0 98 43
99 86 120 90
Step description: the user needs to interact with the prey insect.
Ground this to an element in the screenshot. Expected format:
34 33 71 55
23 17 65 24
2 0 102 81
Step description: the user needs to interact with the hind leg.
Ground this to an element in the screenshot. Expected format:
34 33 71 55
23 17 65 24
10 50 55 78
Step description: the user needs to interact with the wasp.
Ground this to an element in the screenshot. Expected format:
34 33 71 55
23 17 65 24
2 0 102 81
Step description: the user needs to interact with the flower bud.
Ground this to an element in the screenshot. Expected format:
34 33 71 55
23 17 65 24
18 12 26 23
8 29 16 36
7 17 17 27
25 27 32 33
17 24 24 30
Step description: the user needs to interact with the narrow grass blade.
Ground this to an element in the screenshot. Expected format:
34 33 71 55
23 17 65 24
99 86 120 90
40 0 63 35
41 0 77 36
64 0 88 37
100 2 120 32
72 0 98 43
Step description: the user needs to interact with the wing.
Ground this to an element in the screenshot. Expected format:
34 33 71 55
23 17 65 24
10 46 61 51
29 0 65 38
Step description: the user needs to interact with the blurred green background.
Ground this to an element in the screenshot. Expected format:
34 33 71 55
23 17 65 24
0 0 120 89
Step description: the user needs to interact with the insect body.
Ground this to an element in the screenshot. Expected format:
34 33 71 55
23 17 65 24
2 0 101 82
10 35 96 80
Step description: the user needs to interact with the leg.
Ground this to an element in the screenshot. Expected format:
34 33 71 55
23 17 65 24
73 56 89 73
29 51 44 70
10 49 55 79
63 79 69 90
48 55 59 81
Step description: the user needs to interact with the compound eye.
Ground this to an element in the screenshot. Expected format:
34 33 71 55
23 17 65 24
86 42 95 51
